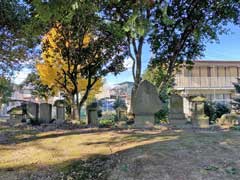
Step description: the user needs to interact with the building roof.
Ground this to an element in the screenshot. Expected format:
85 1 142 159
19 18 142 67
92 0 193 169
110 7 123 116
192 60 240 67
194 60 240 63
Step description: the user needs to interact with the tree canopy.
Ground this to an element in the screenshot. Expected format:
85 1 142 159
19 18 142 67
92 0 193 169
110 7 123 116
31 0 128 119
0 0 34 76
149 0 240 89
0 77 13 106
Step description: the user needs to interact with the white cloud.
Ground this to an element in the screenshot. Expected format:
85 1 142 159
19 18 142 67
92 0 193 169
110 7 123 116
123 57 133 70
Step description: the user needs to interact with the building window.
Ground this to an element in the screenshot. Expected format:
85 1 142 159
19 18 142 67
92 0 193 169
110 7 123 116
207 67 211 77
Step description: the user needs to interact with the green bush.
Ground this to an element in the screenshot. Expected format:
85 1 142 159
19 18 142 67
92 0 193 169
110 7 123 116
154 102 168 124
99 119 114 128
230 125 240 131
204 102 230 124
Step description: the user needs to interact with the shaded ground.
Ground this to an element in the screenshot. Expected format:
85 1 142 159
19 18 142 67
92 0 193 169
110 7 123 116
0 118 240 180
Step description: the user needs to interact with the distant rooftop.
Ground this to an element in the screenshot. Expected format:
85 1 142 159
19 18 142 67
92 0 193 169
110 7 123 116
194 60 240 63
114 81 134 86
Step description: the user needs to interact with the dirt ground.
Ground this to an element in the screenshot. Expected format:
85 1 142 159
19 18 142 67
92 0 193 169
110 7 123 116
0 118 240 180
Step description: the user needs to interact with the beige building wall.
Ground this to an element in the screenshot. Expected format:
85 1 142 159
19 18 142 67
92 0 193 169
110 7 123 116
174 61 240 116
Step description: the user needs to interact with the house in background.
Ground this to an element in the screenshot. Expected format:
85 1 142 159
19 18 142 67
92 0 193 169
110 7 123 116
174 60 240 117
96 81 134 113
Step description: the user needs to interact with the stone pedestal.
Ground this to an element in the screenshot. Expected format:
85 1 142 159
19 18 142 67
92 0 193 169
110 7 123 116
133 80 162 128
39 103 52 123
134 115 155 128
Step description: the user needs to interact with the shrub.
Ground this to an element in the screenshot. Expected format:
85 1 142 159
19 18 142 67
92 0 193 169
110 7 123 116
99 119 114 128
215 103 230 118
204 102 230 124
154 102 169 124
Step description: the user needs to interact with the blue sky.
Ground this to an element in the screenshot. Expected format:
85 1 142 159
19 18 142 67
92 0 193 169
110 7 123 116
14 24 240 85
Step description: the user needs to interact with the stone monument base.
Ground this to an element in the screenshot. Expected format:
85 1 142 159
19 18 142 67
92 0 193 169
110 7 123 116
134 115 155 128
169 113 187 125
192 115 209 128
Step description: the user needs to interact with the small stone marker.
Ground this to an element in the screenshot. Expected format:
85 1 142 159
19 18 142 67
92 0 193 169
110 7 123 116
86 102 98 126
39 103 52 123
133 80 162 128
116 106 127 121
191 96 209 128
169 94 186 125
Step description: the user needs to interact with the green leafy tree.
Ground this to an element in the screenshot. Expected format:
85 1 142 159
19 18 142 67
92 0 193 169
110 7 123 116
0 0 35 76
0 77 13 107
101 0 240 115
29 0 128 120
149 0 240 90
101 0 153 101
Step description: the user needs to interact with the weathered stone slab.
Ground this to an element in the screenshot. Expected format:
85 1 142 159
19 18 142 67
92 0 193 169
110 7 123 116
133 80 162 128
86 102 98 126
39 103 52 123
26 102 39 122
56 106 65 122
169 94 186 125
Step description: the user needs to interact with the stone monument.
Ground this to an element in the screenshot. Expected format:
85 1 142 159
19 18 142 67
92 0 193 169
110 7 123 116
26 102 39 123
133 80 162 128
56 106 65 121
169 94 186 125
54 100 66 123
86 102 98 126
39 103 52 123
191 96 209 128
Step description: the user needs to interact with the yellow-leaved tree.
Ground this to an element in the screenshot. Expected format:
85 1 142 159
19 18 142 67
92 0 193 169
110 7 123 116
37 24 103 119
37 2 127 120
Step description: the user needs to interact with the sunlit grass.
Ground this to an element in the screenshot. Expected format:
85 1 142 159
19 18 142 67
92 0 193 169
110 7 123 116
0 128 178 170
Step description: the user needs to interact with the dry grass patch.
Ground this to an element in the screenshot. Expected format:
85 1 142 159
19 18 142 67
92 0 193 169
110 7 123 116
0 123 174 171
1 121 240 180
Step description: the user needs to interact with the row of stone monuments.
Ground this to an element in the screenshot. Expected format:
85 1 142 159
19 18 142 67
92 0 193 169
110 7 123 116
169 94 211 128
132 80 211 128
17 80 211 128
22 102 65 124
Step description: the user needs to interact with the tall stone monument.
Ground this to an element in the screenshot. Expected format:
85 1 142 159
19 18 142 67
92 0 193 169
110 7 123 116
169 94 186 125
56 106 65 121
54 100 66 123
133 80 162 128
26 102 39 123
39 103 52 123
86 102 99 126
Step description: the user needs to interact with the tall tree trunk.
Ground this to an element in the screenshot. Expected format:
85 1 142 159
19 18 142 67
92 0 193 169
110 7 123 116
76 92 81 121
71 94 79 120
129 37 144 115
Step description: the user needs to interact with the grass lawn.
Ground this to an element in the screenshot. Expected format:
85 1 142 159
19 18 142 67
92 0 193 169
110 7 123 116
0 120 240 180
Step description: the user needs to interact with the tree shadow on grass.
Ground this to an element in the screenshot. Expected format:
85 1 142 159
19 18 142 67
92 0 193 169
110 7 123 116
0 124 117 145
